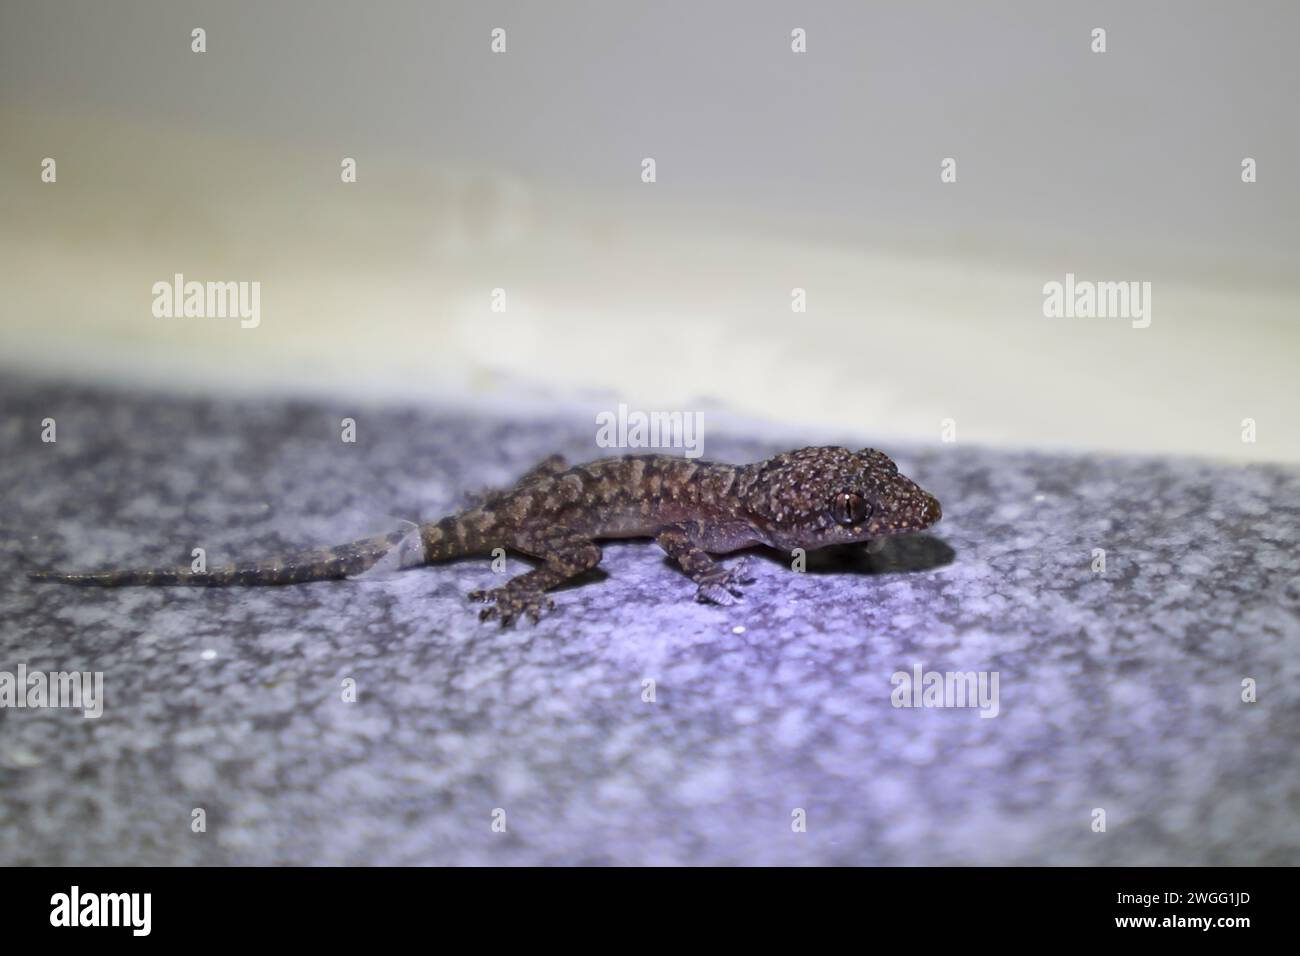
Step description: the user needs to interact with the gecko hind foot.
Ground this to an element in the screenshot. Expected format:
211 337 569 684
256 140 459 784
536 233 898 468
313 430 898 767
694 558 755 607
469 586 555 626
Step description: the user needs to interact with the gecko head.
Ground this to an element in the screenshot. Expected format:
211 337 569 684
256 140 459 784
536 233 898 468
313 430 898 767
745 446 942 550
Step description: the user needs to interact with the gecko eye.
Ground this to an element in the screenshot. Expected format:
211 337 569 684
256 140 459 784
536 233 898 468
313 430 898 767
831 492 871 526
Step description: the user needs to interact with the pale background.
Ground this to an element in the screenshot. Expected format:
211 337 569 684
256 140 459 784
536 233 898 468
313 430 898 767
1 0 1297 460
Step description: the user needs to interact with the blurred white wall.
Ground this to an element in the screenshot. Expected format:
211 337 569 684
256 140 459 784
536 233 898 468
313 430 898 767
1 0 1297 461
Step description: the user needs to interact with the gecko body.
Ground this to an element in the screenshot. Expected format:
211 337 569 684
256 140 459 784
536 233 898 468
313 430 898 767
30 447 942 625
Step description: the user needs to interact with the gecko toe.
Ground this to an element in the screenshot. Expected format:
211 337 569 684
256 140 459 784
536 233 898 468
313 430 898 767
696 583 740 606
525 597 555 624
470 586 553 626
695 561 750 604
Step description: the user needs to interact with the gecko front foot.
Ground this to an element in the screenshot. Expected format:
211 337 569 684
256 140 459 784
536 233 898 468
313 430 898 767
469 586 555 626
694 558 755 607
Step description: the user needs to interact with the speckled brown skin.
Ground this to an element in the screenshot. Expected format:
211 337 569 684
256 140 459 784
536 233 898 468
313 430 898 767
30 447 941 626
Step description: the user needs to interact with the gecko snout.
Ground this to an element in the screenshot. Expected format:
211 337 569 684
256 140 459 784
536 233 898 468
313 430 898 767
865 486 942 535
885 487 942 533
922 492 942 526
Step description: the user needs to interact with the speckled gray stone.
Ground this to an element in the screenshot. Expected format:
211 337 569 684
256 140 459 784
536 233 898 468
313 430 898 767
1 377 1297 865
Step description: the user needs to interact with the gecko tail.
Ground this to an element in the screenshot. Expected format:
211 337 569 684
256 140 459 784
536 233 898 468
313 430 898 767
27 528 424 588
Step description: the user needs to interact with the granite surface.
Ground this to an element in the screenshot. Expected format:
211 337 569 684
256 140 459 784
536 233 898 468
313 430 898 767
1 377 1297 866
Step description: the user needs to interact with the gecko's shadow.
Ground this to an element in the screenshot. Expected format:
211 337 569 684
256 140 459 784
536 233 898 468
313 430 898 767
744 533 955 577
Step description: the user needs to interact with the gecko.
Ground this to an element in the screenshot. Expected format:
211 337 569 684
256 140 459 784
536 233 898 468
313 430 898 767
29 446 942 626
